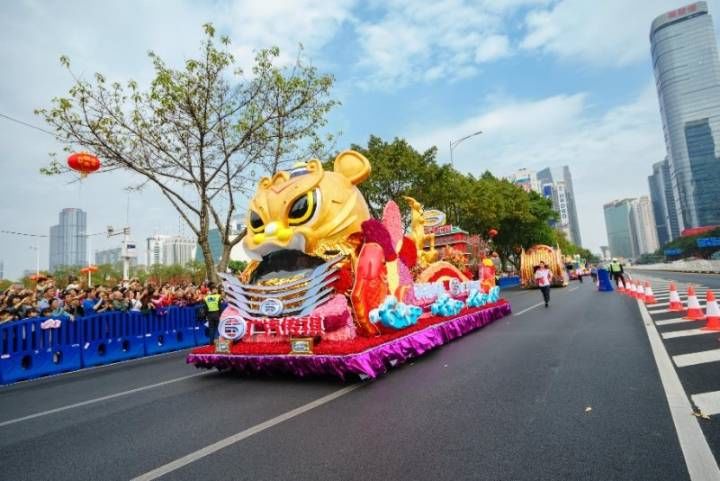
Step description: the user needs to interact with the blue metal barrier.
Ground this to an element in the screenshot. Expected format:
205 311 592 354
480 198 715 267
81 311 147 367
498 276 521 288
145 307 198 356
0 317 82 384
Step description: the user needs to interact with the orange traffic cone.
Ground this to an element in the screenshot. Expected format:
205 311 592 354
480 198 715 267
702 291 720 330
617 278 625 293
683 286 706 320
668 283 684 312
632 282 641 299
627 282 635 297
644 282 656 304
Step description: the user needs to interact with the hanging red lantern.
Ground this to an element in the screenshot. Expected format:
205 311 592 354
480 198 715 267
67 152 101 177
488 228 498 238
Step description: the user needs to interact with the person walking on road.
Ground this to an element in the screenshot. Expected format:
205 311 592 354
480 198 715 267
608 258 625 288
204 284 222 346
535 261 552 308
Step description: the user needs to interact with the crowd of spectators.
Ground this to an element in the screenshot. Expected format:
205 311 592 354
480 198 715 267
0 275 211 324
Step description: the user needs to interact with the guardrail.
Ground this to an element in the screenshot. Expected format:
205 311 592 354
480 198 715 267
630 259 720 274
497 276 521 288
0 306 210 385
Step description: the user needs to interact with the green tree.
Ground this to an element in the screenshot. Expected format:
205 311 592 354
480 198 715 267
37 24 337 283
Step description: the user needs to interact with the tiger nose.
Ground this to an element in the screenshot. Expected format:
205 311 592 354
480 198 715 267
265 222 279 236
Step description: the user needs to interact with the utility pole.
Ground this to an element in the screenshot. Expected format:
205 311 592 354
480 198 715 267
107 225 132 281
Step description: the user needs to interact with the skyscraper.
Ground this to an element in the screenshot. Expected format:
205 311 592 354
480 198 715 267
650 2 720 231
49 208 87 270
536 166 582 246
146 235 197 266
604 200 636 259
630 197 660 255
562 166 582 246
648 158 680 245
604 198 659 260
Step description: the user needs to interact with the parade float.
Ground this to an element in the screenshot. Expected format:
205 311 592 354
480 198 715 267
187 151 511 379
520 244 568 288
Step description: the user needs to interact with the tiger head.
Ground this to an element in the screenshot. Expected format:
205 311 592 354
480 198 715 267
243 150 372 260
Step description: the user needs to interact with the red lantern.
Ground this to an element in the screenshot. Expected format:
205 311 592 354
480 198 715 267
67 152 101 177
488 228 498 238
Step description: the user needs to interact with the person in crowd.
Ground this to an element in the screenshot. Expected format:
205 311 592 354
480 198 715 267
608 258 625 287
82 289 99 315
534 261 552 308
37 288 56 312
50 298 74 321
590 265 598 283
111 290 128 312
126 290 142 312
575 265 584 283
203 284 222 345
66 296 84 318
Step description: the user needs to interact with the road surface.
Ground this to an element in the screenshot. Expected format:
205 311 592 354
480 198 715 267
2 278 717 481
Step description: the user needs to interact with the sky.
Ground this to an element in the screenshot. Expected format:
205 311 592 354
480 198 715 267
1 0 718 279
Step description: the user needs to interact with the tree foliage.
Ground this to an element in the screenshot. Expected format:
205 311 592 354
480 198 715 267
350 135 596 270
37 24 337 282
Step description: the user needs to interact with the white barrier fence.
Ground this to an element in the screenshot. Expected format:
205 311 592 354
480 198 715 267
630 259 720 274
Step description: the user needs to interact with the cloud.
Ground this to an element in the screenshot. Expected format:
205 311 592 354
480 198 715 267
520 0 720 66
405 83 666 252
355 0 547 88
475 35 511 62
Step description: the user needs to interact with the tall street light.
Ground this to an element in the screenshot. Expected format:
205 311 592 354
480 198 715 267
450 130 483 165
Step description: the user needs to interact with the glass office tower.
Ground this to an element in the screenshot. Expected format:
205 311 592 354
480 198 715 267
651 2 720 230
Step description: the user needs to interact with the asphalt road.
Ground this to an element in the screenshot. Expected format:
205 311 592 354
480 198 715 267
0 282 694 481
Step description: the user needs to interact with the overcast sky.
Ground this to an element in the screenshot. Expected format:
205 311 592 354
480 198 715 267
1 0 717 279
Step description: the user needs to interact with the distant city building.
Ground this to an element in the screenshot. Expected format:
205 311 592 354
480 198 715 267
536 166 582 246
195 220 251 263
604 198 659 260
604 199 636 259
507 168 539 193
96 246 138 267
650 2 720 231
600 246 611 260
49 208 87 270
648 158 680 245
146 235 197 266
630 197 660 255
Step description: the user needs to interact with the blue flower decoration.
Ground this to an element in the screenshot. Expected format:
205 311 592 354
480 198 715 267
465 288 488 308
370 295 423 329
430 293 465 317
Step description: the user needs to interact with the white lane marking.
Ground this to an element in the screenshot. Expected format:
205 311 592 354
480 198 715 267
657 318 698 326
0 372 210 428
662 328 714 340
691 391 720 417
675 349 720 368
637 301 720 480
567 286 580 292
649 308 671 314
130 384 361 481
514 302 544 316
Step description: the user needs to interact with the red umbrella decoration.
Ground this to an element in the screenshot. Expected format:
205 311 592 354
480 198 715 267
488 228 498 238
80 265 99 274
67 152 101 178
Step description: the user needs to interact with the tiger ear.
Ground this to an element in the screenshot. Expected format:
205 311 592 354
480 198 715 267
333 150 371 185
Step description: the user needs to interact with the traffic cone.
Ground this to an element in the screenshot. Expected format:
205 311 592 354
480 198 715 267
702 291 720 330
644 282 656 304
617 278 625 293
667 283 684 312
683 286 706 320
632 282 641 299
627 282 635 297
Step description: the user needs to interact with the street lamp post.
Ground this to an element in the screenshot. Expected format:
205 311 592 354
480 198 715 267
29 241 39 276
449 130 483 165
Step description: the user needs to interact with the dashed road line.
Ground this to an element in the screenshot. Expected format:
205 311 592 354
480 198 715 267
662 328 714 340
657 318 698 327
674 349 720 368
692 391 720 417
